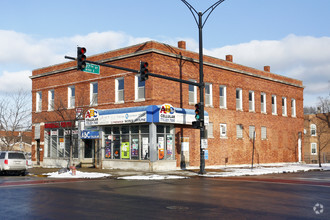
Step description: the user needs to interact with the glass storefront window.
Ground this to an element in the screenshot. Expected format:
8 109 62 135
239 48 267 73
157 125 174 160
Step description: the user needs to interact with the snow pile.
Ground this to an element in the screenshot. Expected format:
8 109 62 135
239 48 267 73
203 163 330 177
117 174 188 180
44 170 111 179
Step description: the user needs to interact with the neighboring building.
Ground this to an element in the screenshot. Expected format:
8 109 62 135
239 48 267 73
0 130 32 152
30 40 304 170
304 113 330 164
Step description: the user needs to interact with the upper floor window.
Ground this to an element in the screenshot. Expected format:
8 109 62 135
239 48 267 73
261 126 267 140
135 75 145 101
311 124 317 136
249 125 256 139
220 123 227 138
236 124 243 139
291 99 296 117
219 85 227 109
189 80 197 104
36 91 42 112
282 97 287 116
206 122 214 138
205 83 213 106
272 95 277 115
236 88 242 110
48 90 54 111
311 143 317 155
68 86 75 109
90 82 98 106
249 91 255 112
261 93 266 113
115 78 124 103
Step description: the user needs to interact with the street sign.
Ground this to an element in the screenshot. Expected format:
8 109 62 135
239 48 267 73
201 138 208 149
83 63 100 74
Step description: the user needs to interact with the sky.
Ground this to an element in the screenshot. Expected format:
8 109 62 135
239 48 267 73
0 0 329 107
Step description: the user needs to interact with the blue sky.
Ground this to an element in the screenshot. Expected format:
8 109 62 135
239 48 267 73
0 0 330 106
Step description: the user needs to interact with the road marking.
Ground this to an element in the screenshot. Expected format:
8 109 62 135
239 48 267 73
0 178 93 188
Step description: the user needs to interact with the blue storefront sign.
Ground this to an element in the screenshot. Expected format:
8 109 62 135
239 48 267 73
81 130 99 139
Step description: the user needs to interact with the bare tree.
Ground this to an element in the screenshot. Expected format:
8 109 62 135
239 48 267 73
0 90 31 151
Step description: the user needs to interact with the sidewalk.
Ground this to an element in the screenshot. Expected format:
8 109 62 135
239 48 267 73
27 163 330 180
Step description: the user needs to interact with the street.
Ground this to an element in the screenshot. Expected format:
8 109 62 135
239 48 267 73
0 171 329 220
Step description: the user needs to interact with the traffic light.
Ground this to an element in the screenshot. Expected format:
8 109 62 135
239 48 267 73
192 103 202 129
77 47 86 71
140 61 149 81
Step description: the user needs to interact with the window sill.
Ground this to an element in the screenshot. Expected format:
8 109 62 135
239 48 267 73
115 101 124 104
220 136 228 139
249 110 256 113
220 107 227 109
134 99 145 102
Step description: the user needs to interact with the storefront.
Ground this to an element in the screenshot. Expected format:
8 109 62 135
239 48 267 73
84 104 208 171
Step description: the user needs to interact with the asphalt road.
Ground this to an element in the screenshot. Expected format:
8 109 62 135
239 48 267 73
0 171 329 220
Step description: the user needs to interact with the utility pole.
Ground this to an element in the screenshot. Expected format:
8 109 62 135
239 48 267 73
181 0 225 174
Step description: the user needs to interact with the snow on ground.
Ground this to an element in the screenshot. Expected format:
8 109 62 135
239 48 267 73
41 163 330 180
117 175 189 180
203 163 330 177
44 170 111 179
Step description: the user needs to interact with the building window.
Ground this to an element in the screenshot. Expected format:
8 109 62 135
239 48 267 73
90 82 98 106
36 91 42 112
205 83 213 106
189 80 197 104
291 99 296 117
272 95 277 115
311 143 317 155
311 124 317 136
135 75 145 101
206 122 214 138
48 90 54 111
261 93 266 113
249 91 255 112
261 126 267 140
115 78 124 103
219 85 227 109
236 124 243 139
282 97 287 116
236 88 242 110
220 124 227 138
68 86 75 109
249 126 256 139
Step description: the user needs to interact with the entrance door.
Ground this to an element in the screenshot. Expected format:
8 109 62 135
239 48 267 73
36 140 40 165
84 140 94 158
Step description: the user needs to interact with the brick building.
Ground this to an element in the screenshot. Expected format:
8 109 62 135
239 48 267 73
304 113 330 164
30 40 304 170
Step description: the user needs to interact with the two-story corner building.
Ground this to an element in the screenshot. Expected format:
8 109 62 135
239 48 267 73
30 40 304 171
304 113 330 164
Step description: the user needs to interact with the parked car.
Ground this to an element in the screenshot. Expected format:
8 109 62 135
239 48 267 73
0 151 27 176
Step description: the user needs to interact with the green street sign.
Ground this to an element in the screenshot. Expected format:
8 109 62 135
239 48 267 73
83 63 100 74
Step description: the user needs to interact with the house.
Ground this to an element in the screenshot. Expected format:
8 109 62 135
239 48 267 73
30 40 304 170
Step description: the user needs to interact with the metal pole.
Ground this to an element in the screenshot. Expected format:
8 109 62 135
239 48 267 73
198 12 206 174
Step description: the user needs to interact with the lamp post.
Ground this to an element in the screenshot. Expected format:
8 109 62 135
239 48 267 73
181 0 225 174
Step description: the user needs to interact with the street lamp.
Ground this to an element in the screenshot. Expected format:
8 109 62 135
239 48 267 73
181 0 225 174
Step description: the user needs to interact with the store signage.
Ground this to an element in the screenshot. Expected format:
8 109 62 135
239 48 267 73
81 130 99 139
98 111 146 125
85 109 99 126
159 103 176 123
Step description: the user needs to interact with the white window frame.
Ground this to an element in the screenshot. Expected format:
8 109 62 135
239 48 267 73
90 82 98 106
249 91 255 112
115 77 124 103
220 124 227 138
205 83 213 106
249 126 256 139
236 124 243 139
236 88 243 111
219 85 227 109
261 93 266 114
311 143 317 155
291 99 296 117
282 97 287 116
48 90 54 111
261 126 267 140
310 124 317 136
272 95 277 115
68 86 75 109
36 91 42 112
189 79 197 104
135 75 145 101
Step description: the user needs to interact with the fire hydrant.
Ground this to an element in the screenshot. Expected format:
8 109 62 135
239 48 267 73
70 166 76 176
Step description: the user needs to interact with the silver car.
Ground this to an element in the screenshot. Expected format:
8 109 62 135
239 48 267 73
0 151 27 175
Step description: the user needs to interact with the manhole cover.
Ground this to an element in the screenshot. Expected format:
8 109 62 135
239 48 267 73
166 206 189 210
